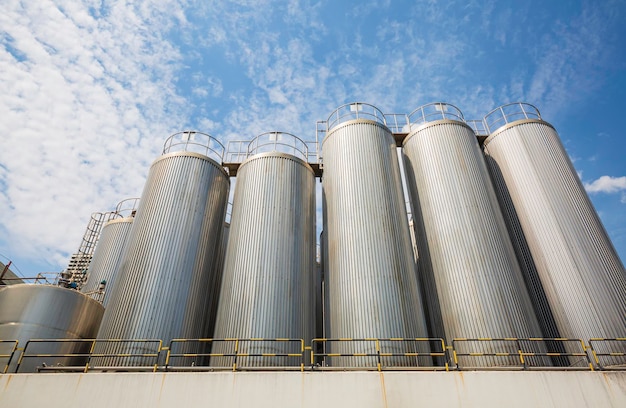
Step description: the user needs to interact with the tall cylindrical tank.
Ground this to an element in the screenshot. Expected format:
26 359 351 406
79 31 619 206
402 103 545 366
482 103 626 342
212 132 315 367
0 284 104 372
96 132 230 364
322 103 429 367
81 199 138 307
207 221 229 343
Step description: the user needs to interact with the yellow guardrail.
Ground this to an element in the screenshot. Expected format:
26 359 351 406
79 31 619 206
0 340 19 374
88 339 162 372
311 338 448 371
166 338 305 371
5 337 626 373
15 339 162 373
588 338 626 370
523 338 593 370
452 338 524 370
452 338 593 370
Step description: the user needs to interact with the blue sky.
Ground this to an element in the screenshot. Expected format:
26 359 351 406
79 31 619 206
1 0 625 277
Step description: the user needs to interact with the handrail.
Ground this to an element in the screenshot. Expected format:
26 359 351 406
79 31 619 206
588 338 626 370
407 102 465 131
224 134 315 164
162 130 225 163
326 102 387 131
311 338 448 371
224 140 249 163
483 102 541 134
114 198 140 219
0 340 18 374
15 339 162 373
167 338 305 372
315 121 326 165
88 339 162 372
466 119 488 137
3 337 625 373
452 338 593 370
383 113 410 134
248 132 309 161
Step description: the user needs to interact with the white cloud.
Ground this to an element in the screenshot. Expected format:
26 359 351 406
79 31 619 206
0 1 190 269
192 87 209 97
584 176 626 194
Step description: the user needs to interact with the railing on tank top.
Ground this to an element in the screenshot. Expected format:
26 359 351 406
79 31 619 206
3 337 624 373
407 102 465 130
224 132 311 163
162 130 225 164
319 102 410 135
483 102 542 134
114 197 140 219
158 103 542 171
315 102 471 148
326 102 387 131
0 271 61 285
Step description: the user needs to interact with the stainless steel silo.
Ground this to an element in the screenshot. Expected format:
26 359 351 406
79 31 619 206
212 132 315 367
402 103 545 367
96 131 230 366
208 221 229 338
0 284 104 372
482 103 626 343
322 103 429 367
81 199 138 307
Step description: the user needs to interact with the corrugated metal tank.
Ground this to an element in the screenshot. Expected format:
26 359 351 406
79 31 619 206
482 103 626 342
81 200 137 307
212 132 315 367
207 221 229 344
322 103 429 367
401 103 545 366
0 284 104 372
81 217 133 306
96 132 230 365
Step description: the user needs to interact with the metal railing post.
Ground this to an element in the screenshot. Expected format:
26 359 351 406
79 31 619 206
516 338 525 370
233 339 239 372
375 339 381 371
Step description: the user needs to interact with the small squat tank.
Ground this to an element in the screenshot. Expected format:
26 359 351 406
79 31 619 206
322 103 429 367
402 103 544 366
81 198 138 307
0 284 104 372
482 103 626 342
212 132 316 367
96 132 230 365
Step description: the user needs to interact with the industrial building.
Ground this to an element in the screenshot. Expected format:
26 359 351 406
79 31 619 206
0 102 625 407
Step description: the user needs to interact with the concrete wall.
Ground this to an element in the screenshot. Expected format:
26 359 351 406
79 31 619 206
1 371 625 407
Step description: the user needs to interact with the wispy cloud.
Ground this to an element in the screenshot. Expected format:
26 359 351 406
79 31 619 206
525 1 624 117
0 1 190 267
